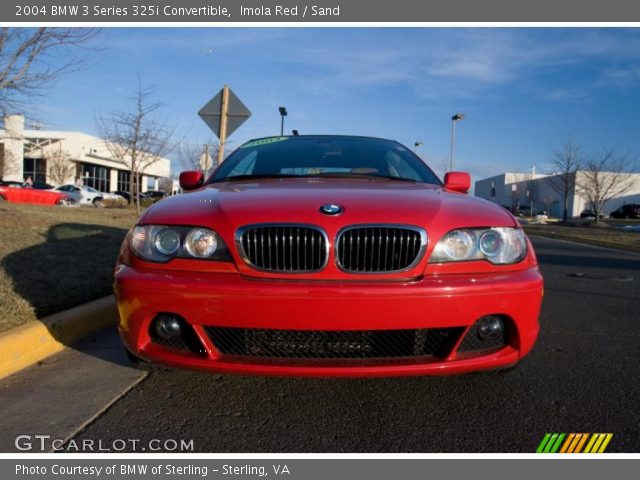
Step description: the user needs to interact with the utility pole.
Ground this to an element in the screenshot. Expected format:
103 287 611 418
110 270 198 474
217 85 229 166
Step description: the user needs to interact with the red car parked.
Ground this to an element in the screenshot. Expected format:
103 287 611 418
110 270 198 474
115 136 543 377
0 182 71 206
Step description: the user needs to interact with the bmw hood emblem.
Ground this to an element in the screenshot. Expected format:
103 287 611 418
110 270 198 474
320 204 344 215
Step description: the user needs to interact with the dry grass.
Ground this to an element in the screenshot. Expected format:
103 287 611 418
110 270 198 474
0 202 140 332
524 222 640 253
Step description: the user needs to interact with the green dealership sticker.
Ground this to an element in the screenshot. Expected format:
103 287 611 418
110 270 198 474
240 137 289 149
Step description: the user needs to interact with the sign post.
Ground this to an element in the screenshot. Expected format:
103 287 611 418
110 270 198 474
198 85 251 165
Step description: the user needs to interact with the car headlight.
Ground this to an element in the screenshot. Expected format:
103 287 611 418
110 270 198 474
185 228 218 258
430 228 527 265
131 225 230 262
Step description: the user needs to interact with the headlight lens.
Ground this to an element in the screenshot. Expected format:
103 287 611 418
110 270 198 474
431 227 527 265
154 228 181 255
441 229 476 261
478 230 503 257
185 228 218 258
130 225 228 262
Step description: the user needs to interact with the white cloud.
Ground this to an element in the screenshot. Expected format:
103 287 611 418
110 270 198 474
276 28 640 101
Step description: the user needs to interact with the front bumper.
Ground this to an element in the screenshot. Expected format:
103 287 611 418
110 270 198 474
115 265 543 377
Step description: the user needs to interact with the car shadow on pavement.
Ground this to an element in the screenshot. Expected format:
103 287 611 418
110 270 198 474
2 222 132 365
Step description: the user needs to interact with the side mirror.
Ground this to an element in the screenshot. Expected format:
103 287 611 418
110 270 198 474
444 171 471 194
179 171 204 191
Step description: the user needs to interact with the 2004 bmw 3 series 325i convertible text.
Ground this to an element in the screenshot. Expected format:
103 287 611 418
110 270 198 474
115 135 543 377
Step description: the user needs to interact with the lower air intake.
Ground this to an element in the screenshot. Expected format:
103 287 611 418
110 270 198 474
204 327 463 360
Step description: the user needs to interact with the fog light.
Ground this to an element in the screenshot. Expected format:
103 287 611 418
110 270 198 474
477 315 504 340
155 314 181 339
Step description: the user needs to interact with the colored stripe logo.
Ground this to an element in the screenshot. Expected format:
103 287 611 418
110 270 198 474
537 433 613 453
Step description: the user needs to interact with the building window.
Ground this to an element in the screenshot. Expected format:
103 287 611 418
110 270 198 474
23 157 47 184
117 170 141 193
77 162 110 192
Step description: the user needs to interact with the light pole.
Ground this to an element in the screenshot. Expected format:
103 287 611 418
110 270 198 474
414 141 423 153
449 113 465 171
279 106 288 136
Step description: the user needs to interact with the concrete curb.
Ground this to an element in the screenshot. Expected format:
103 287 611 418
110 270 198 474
0 295 117 380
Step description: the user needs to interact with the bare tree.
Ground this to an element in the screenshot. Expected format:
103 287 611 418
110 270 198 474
0 28 100 111
45 148 75 185
549 137 583 221
95 78 177 214
158 176 174 194
575 149 636 223
178 140 219 175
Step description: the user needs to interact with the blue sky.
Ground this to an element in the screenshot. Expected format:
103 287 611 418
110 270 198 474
25 27 640 180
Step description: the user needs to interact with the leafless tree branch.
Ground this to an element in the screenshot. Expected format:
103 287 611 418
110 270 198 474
575 148 636 223
95 76 177 214
548 136 583 221
0 28 101 112
44 148 75 185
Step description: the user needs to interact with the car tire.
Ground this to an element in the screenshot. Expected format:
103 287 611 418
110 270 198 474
92 197 104 208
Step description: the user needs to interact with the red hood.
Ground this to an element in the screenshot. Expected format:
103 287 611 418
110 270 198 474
142 178 515 230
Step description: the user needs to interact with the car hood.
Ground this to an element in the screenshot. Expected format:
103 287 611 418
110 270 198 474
142 178 516 231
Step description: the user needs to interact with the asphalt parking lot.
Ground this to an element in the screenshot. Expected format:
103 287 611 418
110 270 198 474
3 236 639 453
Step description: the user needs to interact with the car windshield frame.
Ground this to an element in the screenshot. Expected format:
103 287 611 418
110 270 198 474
208 136 443 186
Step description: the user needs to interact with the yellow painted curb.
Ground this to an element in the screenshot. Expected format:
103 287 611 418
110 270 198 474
0 295 117 380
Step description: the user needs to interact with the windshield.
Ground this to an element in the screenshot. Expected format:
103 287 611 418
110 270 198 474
209 136 442 185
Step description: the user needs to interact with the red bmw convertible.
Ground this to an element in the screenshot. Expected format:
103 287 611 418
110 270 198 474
115 135 543 377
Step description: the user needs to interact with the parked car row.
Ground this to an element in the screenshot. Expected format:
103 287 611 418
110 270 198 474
0 180 169 207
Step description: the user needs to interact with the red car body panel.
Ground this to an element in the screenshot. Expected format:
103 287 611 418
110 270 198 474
115 175 544 377
0 185 67 206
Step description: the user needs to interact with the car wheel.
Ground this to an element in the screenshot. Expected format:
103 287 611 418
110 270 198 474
92 197 104 208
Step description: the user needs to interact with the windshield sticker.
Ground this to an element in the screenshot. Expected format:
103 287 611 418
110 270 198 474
240 137 289 149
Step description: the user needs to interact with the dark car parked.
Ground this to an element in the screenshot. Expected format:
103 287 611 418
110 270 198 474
580 209 608 219
111 191 147 203
610 204 640 219
144 190 167 199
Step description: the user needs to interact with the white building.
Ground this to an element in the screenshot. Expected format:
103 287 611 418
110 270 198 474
475 170 640 218
0 114 170 193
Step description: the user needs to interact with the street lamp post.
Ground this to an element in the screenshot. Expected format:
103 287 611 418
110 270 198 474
449 113 465 171
279 106 288 136
414 141 423 153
